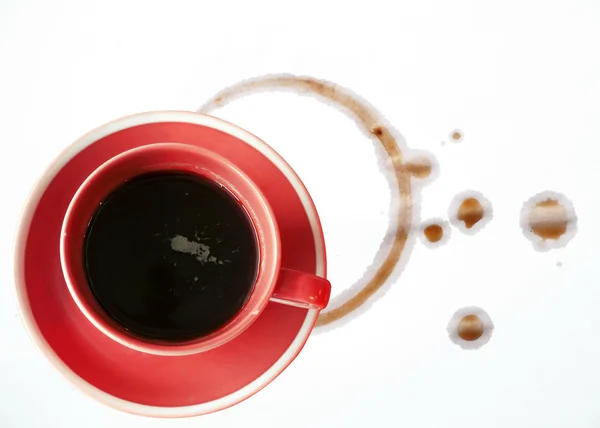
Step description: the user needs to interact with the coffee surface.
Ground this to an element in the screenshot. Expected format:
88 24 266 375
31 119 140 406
84 172 258 342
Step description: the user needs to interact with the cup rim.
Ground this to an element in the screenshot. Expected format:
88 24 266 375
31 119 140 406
59 142 282 356
14 110 326 417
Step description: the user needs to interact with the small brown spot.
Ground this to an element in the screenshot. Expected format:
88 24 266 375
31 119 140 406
457 198 484 229
405 156 432 179
448 307 493 349
423 224 443 243
529 199 568 240
457 315 484 341
371 126 384 136
450 129 463 142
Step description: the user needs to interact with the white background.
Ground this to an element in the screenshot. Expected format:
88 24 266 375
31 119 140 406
2 0 600 427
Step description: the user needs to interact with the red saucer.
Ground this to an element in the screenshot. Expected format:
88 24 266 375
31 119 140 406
14 112 327 417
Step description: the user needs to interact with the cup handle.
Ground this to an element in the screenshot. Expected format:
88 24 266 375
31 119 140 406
270 268 331 310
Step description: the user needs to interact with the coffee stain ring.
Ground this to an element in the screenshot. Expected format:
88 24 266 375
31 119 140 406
198 74 413 327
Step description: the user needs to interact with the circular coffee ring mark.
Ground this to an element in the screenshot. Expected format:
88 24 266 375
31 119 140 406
447 306 493 350
198 74 413 327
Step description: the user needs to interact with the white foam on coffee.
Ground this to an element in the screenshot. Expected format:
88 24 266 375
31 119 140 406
170 235 226 265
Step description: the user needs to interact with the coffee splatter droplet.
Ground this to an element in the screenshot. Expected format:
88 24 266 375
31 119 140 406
450 191 492 234
405 156 432 179
447 306 493 350
420 220 450 248
457 315 484 341
457 198 484 229
423 224 443 243
521 192 577 251
450 129 463 143
529 199 567 240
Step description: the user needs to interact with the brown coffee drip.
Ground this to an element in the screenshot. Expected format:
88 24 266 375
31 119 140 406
198 75 414 327
457 315 484 341
423 224 443 243
528 199 567 240
457 198 484 229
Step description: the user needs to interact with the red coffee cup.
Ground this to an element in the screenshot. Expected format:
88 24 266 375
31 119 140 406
60 142 331 356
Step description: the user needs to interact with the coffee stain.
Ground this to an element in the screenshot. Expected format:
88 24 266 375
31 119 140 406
198 74 416 327
447 306 493 350
450 191 493 234
423 224 443 243
457 198 484 229
520 191 577 251
529 200 567 240
457 315 484 341
420 219 450 248
405 156 432 179
450 129 463 143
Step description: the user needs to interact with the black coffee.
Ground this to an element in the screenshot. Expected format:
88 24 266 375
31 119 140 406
83 172 258 342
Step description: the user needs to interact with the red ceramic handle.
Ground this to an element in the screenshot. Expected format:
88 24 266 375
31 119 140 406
270 268 331 309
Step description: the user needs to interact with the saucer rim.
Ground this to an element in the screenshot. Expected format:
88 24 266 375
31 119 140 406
14 110 326 417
